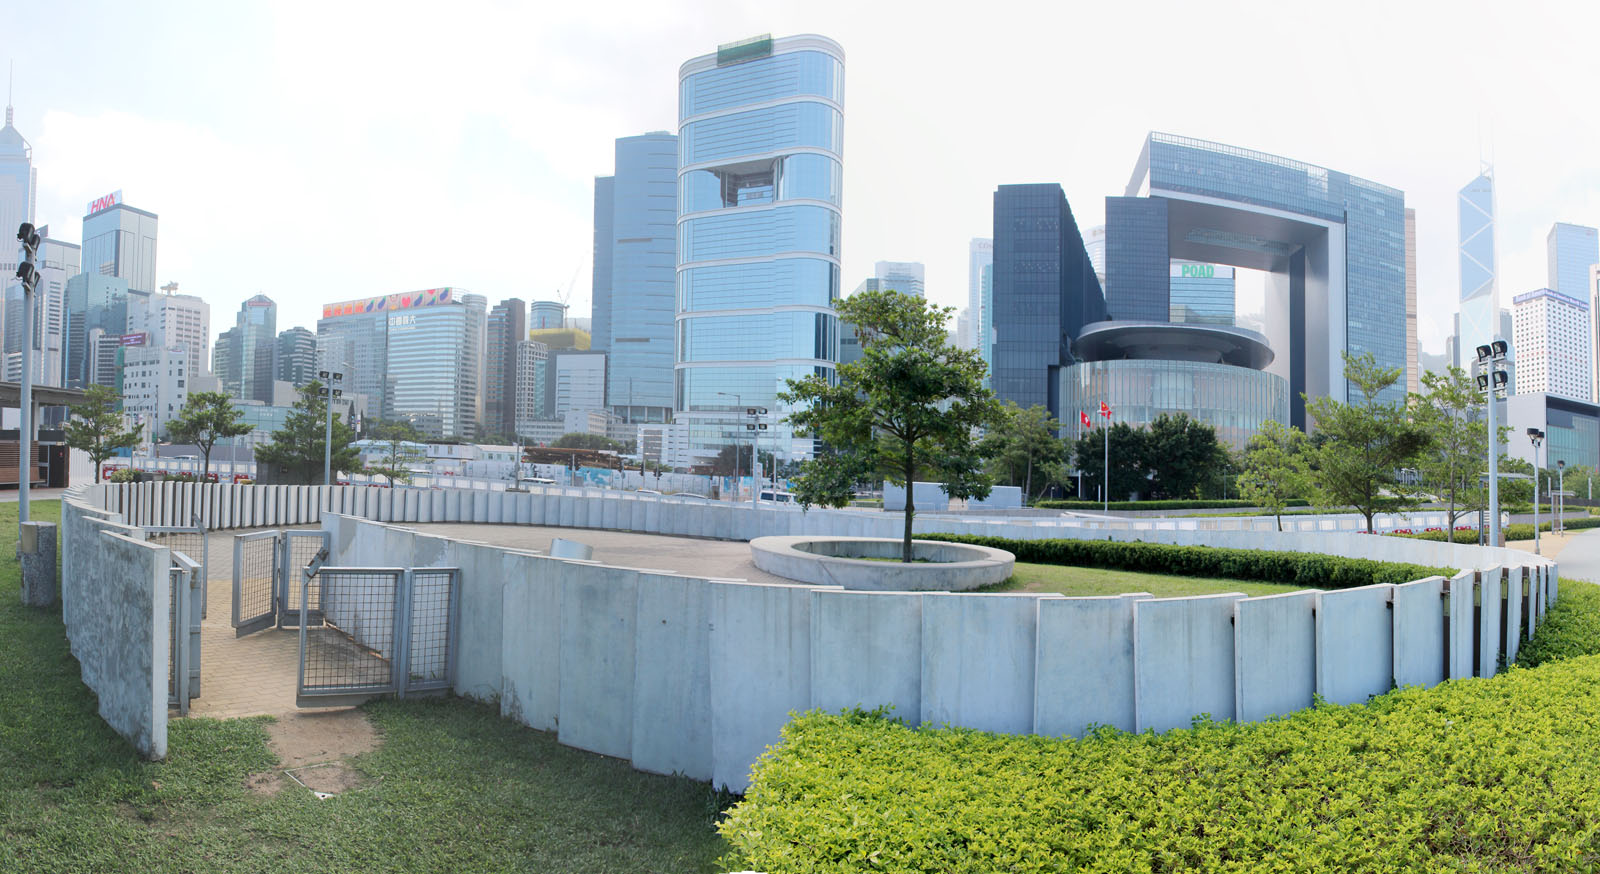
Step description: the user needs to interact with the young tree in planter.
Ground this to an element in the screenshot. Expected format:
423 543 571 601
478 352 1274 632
365 419 426 486
64 384 143 484
166 390 252 481
1237 420 1314 531
254 380 361 484
1304 352 1429 532
781 289 1001 562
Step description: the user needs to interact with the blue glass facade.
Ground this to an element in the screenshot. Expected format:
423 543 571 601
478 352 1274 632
991 184 1107 420
676 35 844 459
1060 359 1289 452
1169 263 1235 326
63 273 129 389
384 294 486 439
1117 133 1408 414
1104 197 1168 321
595 134 678 423
1547 222 1598 300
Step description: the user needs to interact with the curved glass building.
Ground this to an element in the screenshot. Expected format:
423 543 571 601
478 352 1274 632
675 34 844 460
1061 321 1288 451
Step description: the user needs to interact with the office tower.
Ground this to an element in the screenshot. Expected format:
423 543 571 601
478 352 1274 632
593 133 678 424
676 33 844 460
1405 208 1419 395
874 261 925 298
63 273 130 388
1593 265 1600 402
1168 262 1235 326
968 238 993 352
275 326 316 387
485 298 527 439
89 329 123 390
318 295 394 417
955 309 972 352
530 300 567 330
215 294 279 403
120 338 188 440
127 284 209 383
1512 289 1590 400
0 101 35 284
514 339 550 434
1458 171 1497 368
991 183 1106 419
381 289 485 439
34 234 78 387
553 350 607 415
1548 223 1598 300
1110 133 1408 425
81 191 158 294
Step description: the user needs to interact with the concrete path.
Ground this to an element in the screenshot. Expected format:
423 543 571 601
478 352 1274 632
1550 527 1600 584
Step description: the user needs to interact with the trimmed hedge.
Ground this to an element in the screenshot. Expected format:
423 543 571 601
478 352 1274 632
1396 516 1600 544
720 588 1599 872
1033 498 1311 511
919 533 1453 590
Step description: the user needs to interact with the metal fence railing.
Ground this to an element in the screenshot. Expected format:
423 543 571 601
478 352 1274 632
166 550 202 715
232 531 279 636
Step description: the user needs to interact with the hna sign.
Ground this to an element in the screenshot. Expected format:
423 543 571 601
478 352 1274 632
86 189 123 216
1180 264 1215 279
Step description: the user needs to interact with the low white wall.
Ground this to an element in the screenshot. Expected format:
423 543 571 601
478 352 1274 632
70 483 1566 791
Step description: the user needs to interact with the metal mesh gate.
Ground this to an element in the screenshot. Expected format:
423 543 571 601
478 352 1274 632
279 531 330 627
166 552 202 715
232 531 279 636
297 566 459 707
148 527 209 617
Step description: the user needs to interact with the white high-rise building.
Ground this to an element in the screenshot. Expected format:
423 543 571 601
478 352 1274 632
1512 288 1590 401
121 340 189 441
1083 225 1106 291
0 102 35 282
127 284 210 382
968 237 994 379
873 261 925 298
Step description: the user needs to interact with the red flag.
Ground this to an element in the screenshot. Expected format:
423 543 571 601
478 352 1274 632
1080 411 1093 428
1098 401 1112 419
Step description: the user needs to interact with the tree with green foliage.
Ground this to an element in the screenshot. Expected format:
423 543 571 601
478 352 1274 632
980 402 1065 501
254 380 361 484
1304 352 1429 532
166 390 252 481
64 384 143 484
782 289 1001 562
550 432 625 452
365 419 426 485
1237 420 1314 531
1071 422 1149 502
1143 413 1230 499
1408 367 1491 530
712 443 777 480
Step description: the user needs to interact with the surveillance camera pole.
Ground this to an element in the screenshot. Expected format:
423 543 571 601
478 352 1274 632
1477 340 1508 548
15 223 40 523
320 371 343 486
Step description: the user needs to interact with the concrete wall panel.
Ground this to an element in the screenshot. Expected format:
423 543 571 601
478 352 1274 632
1479 568 1503 679
811 590 922 724
921 593 1046 735
1507 568 1524 664
1447 572 1476 680
1034 594 1147 737
558 564 638 759
1134 593 1244 733
1233 590 1317 724
631 573 713 780
500 554 563 731
710 582 819 793
1316 584 1395 704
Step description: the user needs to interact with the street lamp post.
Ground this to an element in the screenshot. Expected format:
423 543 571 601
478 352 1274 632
1527 428 1544 556
1476 340 1510 546
1558 460 1566 535
319 370 344 486
15 223 40 522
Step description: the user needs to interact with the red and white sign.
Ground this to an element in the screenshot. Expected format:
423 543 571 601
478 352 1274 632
86 189 123 216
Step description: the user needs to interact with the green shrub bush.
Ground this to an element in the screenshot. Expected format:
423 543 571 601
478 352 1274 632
720 639 1600 872
918 534 1452 590
1518 579 1600 668
1396 517 1600 544
1033 498 1311 511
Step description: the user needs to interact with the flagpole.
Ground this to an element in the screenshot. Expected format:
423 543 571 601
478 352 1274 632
1103 417 1109 513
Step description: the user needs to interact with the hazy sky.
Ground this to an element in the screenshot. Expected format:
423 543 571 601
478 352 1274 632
12 0 1600 357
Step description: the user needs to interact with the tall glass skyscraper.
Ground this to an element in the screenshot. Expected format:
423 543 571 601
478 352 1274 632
1458 171 1497 365
968 238 993 379
594 133 678 424
675 34 844 460
0 103 35 282
82 194 159 295
1547 222 1598 300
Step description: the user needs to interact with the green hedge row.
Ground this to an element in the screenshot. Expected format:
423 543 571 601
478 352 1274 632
721 581 1599 872
919 533 1452 590
1396 516 1600 544
1033 498 1311 511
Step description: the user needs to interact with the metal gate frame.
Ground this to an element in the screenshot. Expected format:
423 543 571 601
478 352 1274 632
296 565 461 708
168 551 202 715
147 522 209 618
232 530 281 636
278 530 331 628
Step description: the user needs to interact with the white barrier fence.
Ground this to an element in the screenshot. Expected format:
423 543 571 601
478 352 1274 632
66 482 1561 785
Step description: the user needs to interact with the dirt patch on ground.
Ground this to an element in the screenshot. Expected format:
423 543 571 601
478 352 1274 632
248 708 380 797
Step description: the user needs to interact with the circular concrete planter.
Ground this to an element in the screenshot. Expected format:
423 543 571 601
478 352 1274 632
750 536 1015 591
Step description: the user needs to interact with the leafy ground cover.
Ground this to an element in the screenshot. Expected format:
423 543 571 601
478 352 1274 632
0 500 729 873
719 579 1600 873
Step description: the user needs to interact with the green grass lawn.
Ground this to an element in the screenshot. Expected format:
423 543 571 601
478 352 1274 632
987 560 1316 597
0 499 729 873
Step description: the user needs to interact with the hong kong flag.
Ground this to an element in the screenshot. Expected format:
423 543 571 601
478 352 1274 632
1080 411 1093 428
1098 401 1112 419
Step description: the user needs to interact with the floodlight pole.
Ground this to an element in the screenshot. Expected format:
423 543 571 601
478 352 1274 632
1478 340 1508 548
1527 429 1543 555
1558 461 1566 535
15 223 39 523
